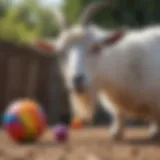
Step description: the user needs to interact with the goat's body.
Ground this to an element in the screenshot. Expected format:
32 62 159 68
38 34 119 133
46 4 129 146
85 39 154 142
96 26 160 121
68 26 160 140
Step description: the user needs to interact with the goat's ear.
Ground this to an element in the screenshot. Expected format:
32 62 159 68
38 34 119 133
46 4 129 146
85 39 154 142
102 30 125 46
33 40 56 53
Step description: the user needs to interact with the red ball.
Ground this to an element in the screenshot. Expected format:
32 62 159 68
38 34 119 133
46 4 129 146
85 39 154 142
53 124 68 143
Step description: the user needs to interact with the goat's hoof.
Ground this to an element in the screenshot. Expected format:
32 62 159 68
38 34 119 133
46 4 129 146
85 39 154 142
111 135 123 141
148 125 160 141
150 132 160 141
109 130 124 141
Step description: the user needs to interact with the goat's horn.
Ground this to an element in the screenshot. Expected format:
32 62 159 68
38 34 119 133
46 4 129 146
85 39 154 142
52 9 71 30
80 1 116 26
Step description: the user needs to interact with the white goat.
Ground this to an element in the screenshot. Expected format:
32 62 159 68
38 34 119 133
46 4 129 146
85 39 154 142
34 1 160 140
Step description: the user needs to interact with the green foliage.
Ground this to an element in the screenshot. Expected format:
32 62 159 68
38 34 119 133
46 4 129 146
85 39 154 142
63 0 160 28
1 0 160 45
0 0 59 45
63 0 83 24
0 7 39 45
37 8 59 38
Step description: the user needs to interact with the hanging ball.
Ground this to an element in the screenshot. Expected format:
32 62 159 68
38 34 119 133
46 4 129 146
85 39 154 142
3 99 47 143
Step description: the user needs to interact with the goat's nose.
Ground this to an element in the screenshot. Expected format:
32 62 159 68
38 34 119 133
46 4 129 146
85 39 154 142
73 75 85 93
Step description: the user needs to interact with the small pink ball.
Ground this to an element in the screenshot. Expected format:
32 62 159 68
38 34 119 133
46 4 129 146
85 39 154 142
53 124 68 142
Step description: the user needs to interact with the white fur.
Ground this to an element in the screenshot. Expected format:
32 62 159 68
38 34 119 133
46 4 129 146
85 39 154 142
99 26 160 99
55 25 110 89
95 26 160 139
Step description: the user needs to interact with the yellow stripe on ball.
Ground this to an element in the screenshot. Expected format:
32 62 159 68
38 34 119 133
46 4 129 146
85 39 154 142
19 112 36 135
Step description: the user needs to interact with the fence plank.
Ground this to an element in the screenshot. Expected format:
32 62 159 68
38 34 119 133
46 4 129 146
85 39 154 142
0 53 8 118
25 59 40 98
5 56 23 103
0 42 71 125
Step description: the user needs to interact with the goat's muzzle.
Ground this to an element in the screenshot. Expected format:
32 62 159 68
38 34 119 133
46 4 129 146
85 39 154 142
73 75 86 93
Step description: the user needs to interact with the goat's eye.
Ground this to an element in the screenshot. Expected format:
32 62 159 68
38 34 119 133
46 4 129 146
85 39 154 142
88 44 101 54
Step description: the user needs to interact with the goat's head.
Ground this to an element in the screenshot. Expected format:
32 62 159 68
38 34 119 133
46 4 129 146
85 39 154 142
35 1 124 94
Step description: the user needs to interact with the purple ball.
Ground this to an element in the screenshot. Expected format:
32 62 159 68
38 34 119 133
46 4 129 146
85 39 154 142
54 124 68 142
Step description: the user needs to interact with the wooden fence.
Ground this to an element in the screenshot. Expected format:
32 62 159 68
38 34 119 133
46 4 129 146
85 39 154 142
0 41 71 125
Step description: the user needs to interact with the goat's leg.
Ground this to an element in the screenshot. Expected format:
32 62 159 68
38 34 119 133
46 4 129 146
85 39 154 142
69 91 96 123
99 92 125 140
148 121 160 140
109 112 125 140
148 106 160 140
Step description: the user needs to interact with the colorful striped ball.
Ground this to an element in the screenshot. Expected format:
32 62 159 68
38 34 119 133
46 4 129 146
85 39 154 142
3 99 47 143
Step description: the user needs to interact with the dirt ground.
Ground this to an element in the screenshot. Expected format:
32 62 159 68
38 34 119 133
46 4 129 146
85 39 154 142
1 127 160 160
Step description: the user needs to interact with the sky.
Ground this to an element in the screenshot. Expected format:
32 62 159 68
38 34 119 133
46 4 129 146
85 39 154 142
40 0 64 7
13 0 64 8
